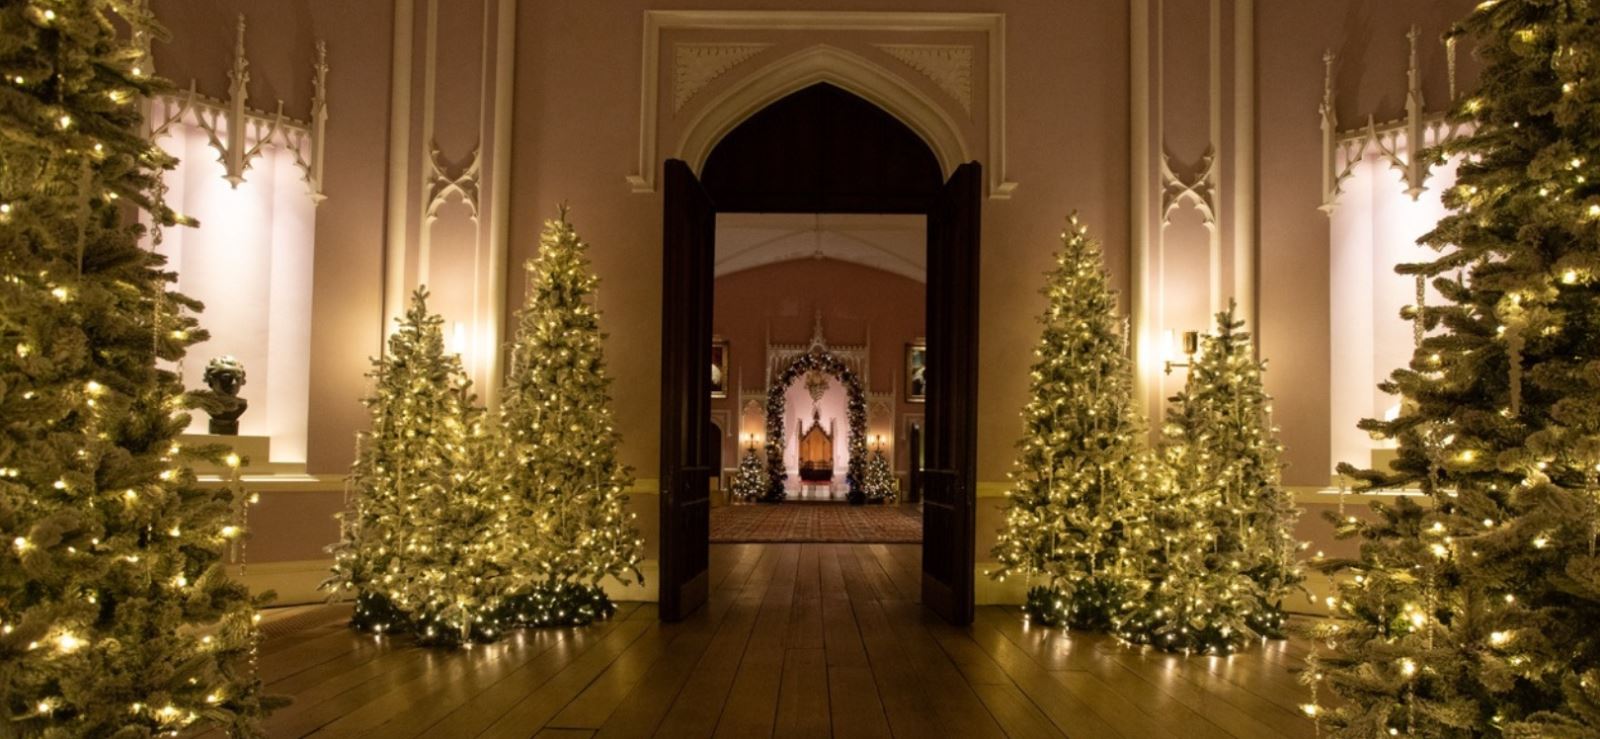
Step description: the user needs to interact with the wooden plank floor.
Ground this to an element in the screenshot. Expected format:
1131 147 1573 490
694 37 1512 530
253 544 1317 738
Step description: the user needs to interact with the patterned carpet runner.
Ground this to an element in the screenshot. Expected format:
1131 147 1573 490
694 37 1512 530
709 503 923 543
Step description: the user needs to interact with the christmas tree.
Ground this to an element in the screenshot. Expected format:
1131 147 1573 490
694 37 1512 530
730 446 766 501
325 289 504 646
1116 443 1258 654
1123 304 1301 655
498 208 642 627
1308 2 1600 735
0 1 277 733
861 449 898 503
989 215 1149 631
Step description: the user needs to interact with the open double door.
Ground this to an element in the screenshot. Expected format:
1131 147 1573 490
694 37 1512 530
657 159 981 625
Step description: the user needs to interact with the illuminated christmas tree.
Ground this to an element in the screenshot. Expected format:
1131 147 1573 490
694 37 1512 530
326 289 504 646
1124 304 1300 655
1307 2 1600 734
730 446 766 501
861 450 898 503
498 208 642 626
0 1 277 733
989 215 1150 631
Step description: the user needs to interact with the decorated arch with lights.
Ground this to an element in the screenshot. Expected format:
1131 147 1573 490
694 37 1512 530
763 348 869 504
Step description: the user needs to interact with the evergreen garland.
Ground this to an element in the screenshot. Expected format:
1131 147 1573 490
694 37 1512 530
763 351 868 504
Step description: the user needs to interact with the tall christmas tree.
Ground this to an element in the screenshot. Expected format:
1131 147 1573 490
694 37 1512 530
0 1 276 733
1308 2 1600 735
326 289 504 646
498 208 642 627
1123 304 1301 655
989 215 1150 631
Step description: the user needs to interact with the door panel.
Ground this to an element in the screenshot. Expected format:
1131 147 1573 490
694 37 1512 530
659 159 716 622
921 162 981 625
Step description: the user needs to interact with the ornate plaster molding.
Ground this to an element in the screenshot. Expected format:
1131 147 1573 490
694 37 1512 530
867 394 895 424
874 43 973 115
146 14 329 202
673 43 772 112
765 312 870 390
425 144 482 221
676 44 970 186
1161 148 1217 227
1320 26 1466 214
629 10 1015 199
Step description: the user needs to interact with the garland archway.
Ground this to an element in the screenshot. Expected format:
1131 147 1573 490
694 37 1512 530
763 348 868 504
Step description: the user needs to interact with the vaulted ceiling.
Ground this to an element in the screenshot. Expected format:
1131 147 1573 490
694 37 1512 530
714 213 926 283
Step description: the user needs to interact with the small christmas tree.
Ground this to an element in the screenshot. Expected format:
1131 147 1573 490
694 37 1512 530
861 450 898 503
1117 446 1259 654
498 207 642 627
1308 2 1600 735
989 215 1149 631
326 289 504 646
730 446 766 501
0 2 277 733
1124 304 1301 655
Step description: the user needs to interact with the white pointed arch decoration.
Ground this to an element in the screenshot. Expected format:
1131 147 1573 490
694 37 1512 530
677 44 969 181
627 10 1016 199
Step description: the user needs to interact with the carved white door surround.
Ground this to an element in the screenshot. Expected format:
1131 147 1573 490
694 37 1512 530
628 11 1016 200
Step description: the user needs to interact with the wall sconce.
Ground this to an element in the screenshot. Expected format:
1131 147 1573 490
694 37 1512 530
1163 330 1200 375
871 434 884 452
742 433 758 451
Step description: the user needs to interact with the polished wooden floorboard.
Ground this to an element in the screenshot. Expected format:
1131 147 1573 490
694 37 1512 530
255 544 1317 738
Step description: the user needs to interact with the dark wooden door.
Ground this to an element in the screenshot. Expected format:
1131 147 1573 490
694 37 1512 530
659 159 716 622
921 162 981 625
908 422 923 503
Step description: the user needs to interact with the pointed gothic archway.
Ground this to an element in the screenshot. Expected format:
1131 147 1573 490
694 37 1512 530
659 79 981 625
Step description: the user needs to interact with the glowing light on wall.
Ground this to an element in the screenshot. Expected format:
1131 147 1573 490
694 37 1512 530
1329 136 1462 475
149 105 316 463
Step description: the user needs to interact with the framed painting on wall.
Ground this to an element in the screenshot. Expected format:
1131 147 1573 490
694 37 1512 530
710 339 729 398
905 341 926 403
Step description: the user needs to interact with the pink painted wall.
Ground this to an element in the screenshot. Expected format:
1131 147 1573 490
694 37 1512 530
150 0 393 477
143 0 1486 575
711 258 925 475
510 0 1130 492
1256 0 1478 487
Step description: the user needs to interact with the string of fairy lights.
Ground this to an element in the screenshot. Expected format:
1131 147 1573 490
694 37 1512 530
1 0 278 733
326 212 643 645
1299 1 1600 734
990 217 1304 657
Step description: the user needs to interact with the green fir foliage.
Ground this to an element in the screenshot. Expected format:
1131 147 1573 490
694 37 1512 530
498 208 642 626
1309 1 1600 735
730 446 766 501
326 289 504 647
989 214 1150 631
861 449 898 503
1125 304 1302 655
0 0 279 733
